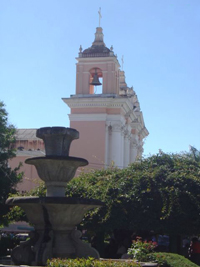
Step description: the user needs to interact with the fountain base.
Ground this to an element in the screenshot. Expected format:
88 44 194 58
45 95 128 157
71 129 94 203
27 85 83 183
7 197 102 265
6 127 104 265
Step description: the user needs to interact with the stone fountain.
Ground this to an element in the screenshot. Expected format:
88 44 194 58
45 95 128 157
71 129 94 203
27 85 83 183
6 127 103 266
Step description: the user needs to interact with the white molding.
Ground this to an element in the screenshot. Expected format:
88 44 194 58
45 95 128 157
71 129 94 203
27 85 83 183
69 114 107 121
16 150 45 157
63 96 149 139
106 114 126 124
63 97 137 119
76 57 120 66
69 113 128 123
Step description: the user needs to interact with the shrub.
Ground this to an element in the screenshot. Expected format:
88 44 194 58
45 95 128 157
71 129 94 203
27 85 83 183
150 253 198 267
47 258 141 267
47 253 199 267
127 238 157 262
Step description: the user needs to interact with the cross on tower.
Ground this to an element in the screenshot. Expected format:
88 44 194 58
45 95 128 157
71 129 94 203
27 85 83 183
98 7 102 27
121 55 124 70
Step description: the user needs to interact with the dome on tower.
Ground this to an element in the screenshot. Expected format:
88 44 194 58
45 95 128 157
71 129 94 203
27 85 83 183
82 45 110 55
81 27 114 58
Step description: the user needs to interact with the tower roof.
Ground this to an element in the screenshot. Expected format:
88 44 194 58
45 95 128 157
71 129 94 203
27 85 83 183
81 27 113 58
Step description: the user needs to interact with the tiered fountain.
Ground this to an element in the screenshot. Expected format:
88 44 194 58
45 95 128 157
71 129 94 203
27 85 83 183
6 127 103 266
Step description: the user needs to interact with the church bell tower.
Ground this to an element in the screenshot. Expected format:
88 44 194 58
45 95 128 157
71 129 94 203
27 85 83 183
63 19 148 170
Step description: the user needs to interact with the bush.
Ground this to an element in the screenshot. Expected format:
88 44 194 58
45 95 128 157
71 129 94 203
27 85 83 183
150 253 198 267
47 258 141 267
47 254 199 267
127 238 157 262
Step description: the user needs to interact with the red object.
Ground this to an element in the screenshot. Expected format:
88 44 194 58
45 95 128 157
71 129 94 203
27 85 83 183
191 241 200 254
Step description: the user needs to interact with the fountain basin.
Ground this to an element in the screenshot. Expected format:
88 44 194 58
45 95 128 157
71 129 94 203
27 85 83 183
6 197 103 262
25 157 88 196
36 127 79 157
6 196 102 230
6 126 103 265
25 157 88 182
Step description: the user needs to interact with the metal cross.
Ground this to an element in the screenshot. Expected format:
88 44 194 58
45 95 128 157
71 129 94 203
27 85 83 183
98 7 102 27
121 55 124 70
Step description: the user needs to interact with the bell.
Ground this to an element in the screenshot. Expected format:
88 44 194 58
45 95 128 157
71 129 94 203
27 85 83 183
90 69 102 86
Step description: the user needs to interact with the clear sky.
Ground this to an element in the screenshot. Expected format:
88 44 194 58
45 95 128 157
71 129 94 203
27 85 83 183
0 0 200 156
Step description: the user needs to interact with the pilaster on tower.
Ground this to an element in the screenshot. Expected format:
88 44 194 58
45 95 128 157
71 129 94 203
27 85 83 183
63 24 149 170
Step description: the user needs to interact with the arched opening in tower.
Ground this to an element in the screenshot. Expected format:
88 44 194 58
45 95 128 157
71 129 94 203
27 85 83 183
89 68 103 95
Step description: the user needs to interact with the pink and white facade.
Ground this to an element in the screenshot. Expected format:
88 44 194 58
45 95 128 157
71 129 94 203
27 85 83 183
63 26 148 170
9 25 148 193
9 129 45 192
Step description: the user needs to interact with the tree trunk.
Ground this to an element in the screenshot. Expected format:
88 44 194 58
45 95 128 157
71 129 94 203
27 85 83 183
96 231 105 257
169 234 182 254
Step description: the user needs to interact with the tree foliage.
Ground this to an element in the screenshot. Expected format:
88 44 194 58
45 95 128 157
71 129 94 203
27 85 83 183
189 146 200 162
9 152 200 237
0 101 23 225
64 152 200 236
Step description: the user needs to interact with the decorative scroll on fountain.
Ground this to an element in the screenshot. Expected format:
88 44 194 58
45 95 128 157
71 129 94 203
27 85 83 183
6 127 103 266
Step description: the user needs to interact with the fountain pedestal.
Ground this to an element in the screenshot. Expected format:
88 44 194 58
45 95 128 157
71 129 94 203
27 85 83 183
6 127 103 265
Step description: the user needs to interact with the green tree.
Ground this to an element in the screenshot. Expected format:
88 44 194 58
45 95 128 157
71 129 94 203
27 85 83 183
9 152 200 253
189 145 200 162
64 152 200 253
64 153 200 235
0 101 23 225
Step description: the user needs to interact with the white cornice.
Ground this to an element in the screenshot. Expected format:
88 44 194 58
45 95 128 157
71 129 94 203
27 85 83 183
63 95 149 139
69 114 127 124
69 114 107 121
63 96 137 119
106 114 126 124
76 57 120 66
140 127 149 138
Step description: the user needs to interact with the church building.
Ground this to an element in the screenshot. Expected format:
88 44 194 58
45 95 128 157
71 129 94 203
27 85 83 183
63 25 148 170
10 21 148 191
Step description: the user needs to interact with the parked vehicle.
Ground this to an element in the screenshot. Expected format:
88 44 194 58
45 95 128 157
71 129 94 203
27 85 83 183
14 233 29 241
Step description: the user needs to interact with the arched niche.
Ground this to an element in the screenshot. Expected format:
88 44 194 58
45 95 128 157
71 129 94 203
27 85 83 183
89 67 103 94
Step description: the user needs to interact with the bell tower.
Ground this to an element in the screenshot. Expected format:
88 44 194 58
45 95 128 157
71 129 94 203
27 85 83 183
63 23 148 170
76 27 120 96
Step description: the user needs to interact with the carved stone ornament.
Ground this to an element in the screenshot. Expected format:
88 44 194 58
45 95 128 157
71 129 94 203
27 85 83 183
111 123 122 132
71 229 99 259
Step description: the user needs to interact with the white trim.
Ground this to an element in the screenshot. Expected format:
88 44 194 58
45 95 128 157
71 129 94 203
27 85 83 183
69 113 128 123
63 97 137 119
63 96 149 139
69 114 107 121
16 150 45 157
106 114 126 125
76 57 120 66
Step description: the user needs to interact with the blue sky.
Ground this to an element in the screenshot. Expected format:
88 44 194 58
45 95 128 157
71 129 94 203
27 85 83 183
0 0 200 156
